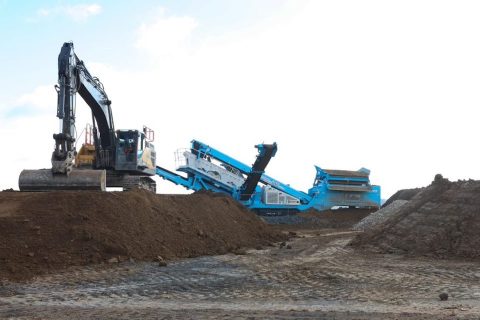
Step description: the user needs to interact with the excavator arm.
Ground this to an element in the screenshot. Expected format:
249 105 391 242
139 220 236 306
53 42 116 173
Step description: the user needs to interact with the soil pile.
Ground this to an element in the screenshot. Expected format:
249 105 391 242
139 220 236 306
382 187 423 208
0 189 285 281
267 208 373 229
351 175 480 259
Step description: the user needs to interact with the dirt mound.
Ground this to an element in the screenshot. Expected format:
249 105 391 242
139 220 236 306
351 175 480 259
382 187 423 208
267 208 373 229
0 189 285 281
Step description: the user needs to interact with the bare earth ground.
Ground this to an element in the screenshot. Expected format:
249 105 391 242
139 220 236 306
1 229 479 319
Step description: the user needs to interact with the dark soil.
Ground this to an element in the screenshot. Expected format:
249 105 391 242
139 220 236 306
382 187 423 208
0 189 286 281
351 174 480 259
272 208 374 230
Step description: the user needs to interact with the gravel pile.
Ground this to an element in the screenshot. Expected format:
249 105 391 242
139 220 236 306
382 188 423 208
353 200 409 231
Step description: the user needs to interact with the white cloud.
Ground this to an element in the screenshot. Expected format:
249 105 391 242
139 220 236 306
0 112 57 190
14 85 55 111
6 1 480 199
135 8 198 57
0 82 99 190
36 4 102 22
129 1 480 197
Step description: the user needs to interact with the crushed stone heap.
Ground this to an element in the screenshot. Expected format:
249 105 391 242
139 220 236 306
353 200 409 231
381 187 423 208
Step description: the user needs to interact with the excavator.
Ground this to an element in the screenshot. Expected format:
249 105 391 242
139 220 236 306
18 42 157 191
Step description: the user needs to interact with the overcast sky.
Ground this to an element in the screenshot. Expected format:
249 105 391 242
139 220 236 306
1 0 479 198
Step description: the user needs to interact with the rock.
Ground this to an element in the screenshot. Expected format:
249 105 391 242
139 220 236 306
27 252 35 257
279 242 286 248
433 174 449 185
156 255 167 267
439 292 449 301
286 244 292 249
107 257 119 264
233 248 247 255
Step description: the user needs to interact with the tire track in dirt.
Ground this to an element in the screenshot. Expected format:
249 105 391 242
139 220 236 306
1 231 480 319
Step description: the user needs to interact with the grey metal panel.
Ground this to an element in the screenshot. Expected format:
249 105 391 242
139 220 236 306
323 169 370 178
327 184 372 192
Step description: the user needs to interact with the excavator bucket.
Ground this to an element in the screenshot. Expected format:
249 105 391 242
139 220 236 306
18 169 106 191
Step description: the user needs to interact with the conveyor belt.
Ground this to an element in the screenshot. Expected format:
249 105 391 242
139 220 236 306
239 143 277 201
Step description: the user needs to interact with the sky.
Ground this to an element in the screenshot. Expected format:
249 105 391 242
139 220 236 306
1 0 480 199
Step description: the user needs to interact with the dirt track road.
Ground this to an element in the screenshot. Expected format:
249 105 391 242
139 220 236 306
1 230 480 319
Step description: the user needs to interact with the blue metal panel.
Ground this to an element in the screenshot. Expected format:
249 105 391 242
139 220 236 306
191 140 252 174
155 166 191 188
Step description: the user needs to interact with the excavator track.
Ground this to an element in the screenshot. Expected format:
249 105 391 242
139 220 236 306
121 176 156 193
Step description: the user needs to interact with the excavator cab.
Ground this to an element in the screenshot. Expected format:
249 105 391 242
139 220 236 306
115 130 156 175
